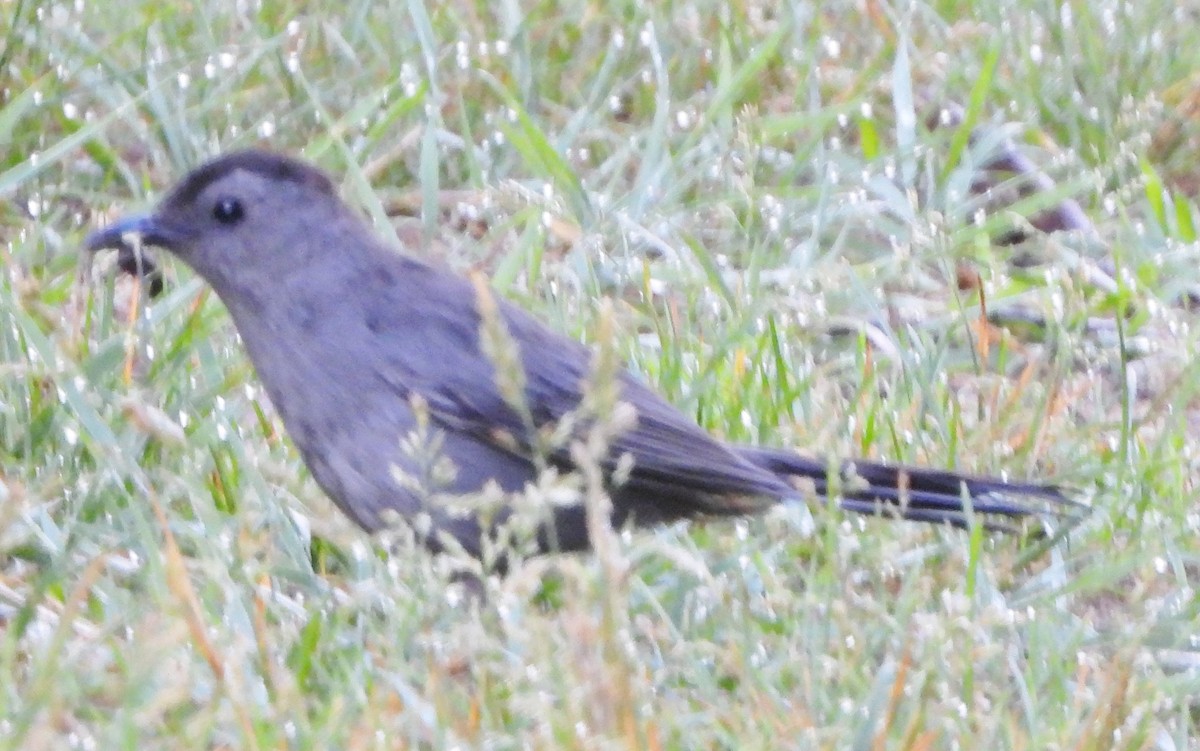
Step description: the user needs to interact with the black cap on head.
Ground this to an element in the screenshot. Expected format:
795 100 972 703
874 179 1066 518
159 150 336 212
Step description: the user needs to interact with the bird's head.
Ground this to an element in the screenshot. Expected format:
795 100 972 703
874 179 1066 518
86 150 344 296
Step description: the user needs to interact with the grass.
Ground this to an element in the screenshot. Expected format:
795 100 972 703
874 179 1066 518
2 0 1200 747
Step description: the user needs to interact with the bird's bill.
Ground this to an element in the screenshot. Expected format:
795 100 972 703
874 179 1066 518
85 214 172 297
85 214 181 253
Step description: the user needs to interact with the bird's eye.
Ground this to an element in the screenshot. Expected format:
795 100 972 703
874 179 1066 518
212 197 244 225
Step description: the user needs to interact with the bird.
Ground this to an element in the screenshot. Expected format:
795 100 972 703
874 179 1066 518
86 149 1071 561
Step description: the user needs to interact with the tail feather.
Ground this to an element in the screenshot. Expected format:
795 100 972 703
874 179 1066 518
733 445 1075 529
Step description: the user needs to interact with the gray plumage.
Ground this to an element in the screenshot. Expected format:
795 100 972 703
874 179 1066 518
87 150 1069 559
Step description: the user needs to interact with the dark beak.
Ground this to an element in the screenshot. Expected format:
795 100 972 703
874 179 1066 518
85 214 178 298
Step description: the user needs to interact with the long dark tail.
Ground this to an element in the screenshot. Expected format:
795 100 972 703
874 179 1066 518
733 446 1074 529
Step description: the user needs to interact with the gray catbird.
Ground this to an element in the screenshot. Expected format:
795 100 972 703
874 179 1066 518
87 150 1070 559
